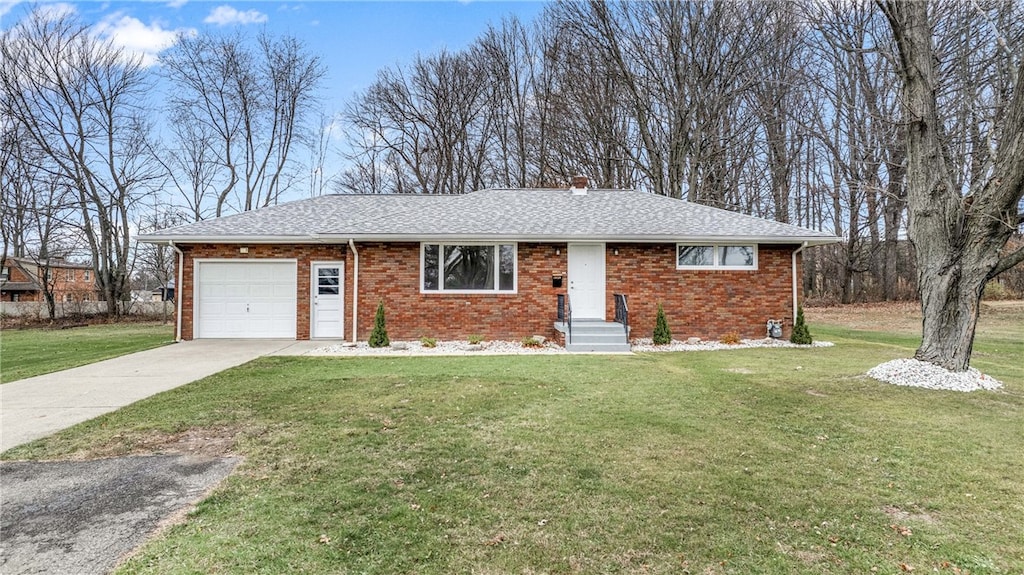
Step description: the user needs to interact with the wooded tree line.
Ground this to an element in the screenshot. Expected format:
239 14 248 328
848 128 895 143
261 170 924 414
2 0 1023 321
338 0 1024 304
1 7 325 314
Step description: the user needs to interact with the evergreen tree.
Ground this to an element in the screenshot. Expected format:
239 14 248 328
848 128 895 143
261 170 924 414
653 304 672 345
369 300 390 347
790 306 812 345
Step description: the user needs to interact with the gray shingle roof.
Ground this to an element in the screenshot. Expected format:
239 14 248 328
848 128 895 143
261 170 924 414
139 188 838 245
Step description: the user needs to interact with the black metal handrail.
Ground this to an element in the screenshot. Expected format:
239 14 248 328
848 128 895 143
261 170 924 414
613 293 628 336
566 293 572 344
557 292 573 344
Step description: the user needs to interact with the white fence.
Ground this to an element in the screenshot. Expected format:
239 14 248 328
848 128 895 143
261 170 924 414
0 300 173 319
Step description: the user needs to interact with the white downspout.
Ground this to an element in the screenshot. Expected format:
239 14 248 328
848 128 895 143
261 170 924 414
792 242 808 325
169 241 184 342
348 239 359 343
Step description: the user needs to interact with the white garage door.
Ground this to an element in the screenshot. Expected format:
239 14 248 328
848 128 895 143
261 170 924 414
195 261 297 338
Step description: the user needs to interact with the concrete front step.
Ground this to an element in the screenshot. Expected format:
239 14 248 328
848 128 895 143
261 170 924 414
554 320 631 353
564 342 632 353
571 333 629 345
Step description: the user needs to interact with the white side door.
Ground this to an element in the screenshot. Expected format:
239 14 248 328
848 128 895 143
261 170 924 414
311 262 344 339
567 243 606 319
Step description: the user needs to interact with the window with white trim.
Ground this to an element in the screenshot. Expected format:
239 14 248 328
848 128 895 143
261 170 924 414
65 269 75 281
677 244 757 270
422 243 516 292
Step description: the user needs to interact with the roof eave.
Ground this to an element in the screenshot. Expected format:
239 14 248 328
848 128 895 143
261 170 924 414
139 233 841 246
137 234 323 244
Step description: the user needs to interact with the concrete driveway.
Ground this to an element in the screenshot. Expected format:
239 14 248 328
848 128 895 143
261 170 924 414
1 339 320 452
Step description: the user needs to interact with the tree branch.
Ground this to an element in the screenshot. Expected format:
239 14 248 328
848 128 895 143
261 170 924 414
988 244 1024 280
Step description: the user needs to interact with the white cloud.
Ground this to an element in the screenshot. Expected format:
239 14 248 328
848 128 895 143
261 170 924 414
33 2 78 21
203 5 268 26
93 13 194 68
166 0 188 8
0 0 24 19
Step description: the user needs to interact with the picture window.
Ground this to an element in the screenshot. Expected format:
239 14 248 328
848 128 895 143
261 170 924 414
422 243 516 293
677 244 757 270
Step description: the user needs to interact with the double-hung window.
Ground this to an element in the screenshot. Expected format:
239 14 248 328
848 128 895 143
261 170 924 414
422 243 516 293
677 244 757 270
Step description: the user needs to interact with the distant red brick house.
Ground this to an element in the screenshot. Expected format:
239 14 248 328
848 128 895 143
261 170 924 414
1 256 100 303
139 178 838 351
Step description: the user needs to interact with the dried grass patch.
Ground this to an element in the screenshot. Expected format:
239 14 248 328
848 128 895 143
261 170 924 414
64 426 241 460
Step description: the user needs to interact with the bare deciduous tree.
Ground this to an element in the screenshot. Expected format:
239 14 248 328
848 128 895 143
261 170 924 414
1 8 159 314
879 0 1024 371
342 49 492 194
161 31 325 215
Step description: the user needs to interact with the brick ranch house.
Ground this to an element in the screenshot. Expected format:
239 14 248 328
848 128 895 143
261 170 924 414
139 178 838 350
1 256 100 303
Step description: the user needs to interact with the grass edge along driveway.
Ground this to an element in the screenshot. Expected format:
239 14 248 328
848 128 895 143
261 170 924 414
5 319 1022 575
1 323 175 383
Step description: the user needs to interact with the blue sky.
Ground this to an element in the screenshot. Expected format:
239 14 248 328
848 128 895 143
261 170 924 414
0 0 548 106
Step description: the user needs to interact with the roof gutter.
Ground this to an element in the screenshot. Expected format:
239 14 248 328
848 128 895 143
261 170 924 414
168 241 184 342
348 239 359 343
139 233 842 246
792 242 808 325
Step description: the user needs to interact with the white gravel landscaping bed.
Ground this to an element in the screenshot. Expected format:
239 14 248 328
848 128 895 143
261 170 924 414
630 337 835 352
306 340 568 356
867 358 1003 392
306 337 835 356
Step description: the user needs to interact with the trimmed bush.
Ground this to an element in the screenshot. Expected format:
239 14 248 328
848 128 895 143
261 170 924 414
368 300 390 348
420 336 437 348
653 304 672 345
467 334 484 345
720 332 741 345
521 336 543 348
790 306 813 345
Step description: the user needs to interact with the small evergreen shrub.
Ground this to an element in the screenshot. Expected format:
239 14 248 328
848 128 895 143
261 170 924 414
719 332 741 345
790 306 813 345
467 334 484 345
420 336 437 348
368 300 390 348
653 304 672 345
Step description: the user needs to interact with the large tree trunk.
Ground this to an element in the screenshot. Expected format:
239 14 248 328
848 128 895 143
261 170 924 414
915 255 988 370
881 0 1024 372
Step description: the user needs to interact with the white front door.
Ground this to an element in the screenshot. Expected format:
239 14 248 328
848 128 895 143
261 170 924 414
568 243 606 319
311 263 344 339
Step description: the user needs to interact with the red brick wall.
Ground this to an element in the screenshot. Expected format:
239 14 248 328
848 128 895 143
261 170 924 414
355 242 567 341
51 267 99 302
0 262 98 302
177 244 347 340
2 264 40 301
175 241 800 342
606 243 800 341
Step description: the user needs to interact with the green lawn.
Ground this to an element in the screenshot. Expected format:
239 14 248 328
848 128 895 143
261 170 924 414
4 316 1021 574
0 323 175 383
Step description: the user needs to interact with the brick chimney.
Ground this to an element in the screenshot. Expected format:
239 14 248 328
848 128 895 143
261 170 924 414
569 174 589 195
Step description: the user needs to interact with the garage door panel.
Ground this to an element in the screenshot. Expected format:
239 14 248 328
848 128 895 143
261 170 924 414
249 266 283 282
196 261 297 339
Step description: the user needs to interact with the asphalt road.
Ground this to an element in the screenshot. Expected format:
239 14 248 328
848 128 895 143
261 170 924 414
0 454 239 574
